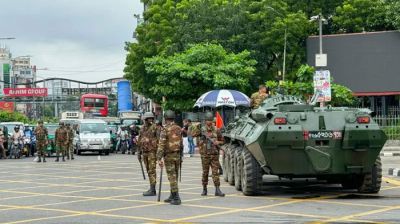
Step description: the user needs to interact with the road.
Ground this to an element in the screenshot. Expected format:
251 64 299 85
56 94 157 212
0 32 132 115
0 154 399 223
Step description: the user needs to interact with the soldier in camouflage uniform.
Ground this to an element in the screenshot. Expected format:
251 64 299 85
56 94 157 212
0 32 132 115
35 120 48 163
55 121 69 162
199 112 225 197
138 112 158 196
66 123 75 160
250 84 268 109
157 110 183 205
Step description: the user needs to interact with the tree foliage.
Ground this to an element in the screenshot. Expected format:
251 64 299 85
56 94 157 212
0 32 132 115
0 111 30 123
144 44 256 110
125 0 397 110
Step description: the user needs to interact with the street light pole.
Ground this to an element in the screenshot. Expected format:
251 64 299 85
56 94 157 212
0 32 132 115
266 6 287 81
319 13 323 54
283 27 287 81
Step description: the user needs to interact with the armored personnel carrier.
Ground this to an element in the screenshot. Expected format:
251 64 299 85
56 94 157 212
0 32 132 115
221 95 387 195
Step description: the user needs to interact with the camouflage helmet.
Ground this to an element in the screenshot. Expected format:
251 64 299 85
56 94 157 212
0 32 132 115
164 110 176 119
204 112 214 121
142 112 155 120
155 120 162 126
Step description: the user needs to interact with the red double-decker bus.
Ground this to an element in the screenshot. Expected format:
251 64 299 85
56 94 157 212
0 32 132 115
80 94 108 117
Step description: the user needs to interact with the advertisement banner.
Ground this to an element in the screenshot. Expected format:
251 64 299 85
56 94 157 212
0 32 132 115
0 101 14 112
313 70 331 102
3 88 48 97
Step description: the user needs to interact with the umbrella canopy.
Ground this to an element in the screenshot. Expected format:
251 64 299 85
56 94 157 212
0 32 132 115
194 89 250 108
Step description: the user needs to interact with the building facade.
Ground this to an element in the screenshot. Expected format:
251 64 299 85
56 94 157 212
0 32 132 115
307 31 400 115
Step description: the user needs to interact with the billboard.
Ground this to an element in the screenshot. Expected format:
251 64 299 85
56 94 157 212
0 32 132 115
313 70 331 102
3 88 48 97
0 101 14 112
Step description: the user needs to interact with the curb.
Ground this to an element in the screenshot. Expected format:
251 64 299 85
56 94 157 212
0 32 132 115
388 168 400 177
380 152 400 157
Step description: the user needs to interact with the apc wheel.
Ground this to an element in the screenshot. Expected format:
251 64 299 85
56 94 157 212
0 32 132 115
241 148 263 196
234 147 243 191
222 147 229 182
227 147 236 186
358 156 382 193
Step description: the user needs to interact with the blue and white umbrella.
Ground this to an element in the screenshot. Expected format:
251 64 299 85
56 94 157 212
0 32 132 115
194 89 250 108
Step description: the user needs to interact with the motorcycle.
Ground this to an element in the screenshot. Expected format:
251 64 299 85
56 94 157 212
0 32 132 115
120 139 129 154
23 136 31 157
9 137 22 159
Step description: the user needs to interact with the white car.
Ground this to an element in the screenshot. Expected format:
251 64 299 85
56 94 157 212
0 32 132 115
75 119 111 155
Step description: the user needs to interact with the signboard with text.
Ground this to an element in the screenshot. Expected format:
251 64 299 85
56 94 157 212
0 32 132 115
0 101 14 112
62 87 112 96
313 70 331 102
3 88 48 97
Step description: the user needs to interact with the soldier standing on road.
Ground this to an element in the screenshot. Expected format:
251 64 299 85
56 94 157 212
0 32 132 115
0 128 6 159
157 110 183 205
55 122 69 162
35 121 48 163
200 112 225 197
138 112 158 196
65 123 75 160
250 84 269 109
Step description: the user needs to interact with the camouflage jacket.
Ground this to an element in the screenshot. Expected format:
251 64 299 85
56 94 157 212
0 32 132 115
250 92 268 109
35 126 48 142
55 126 69 146
188 123 201 137
200 124 223 155
157 122 182 160
138 123 158 153
66 126 74 142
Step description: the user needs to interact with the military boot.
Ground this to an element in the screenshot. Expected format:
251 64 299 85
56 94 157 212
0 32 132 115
62 156 66 162
201 185 207 196
215 186 225 197
37 156 42 163
143 185 156 196
164 192 173 203
170 192 181 205
43 156 46 163
55 156 59 162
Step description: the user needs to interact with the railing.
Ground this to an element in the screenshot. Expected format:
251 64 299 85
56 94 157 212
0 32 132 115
374 115 400 140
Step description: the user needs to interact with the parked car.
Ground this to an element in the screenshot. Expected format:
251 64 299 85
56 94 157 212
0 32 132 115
75 119 110 155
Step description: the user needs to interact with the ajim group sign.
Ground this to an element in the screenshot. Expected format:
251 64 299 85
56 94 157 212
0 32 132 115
3 88 48 97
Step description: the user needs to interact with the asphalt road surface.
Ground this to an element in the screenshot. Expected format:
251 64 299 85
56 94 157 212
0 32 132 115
0 154 399 223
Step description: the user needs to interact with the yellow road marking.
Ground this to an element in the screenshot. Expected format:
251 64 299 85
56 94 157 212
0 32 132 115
0 214 84 224
383 177 400 186
315 205 400 223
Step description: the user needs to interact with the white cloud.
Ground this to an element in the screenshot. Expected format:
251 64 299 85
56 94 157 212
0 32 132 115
0 0 143 82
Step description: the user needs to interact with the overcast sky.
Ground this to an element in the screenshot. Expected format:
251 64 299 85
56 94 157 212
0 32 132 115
0 0 143 82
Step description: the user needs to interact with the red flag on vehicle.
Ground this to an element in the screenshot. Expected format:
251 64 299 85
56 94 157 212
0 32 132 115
216 111 224 129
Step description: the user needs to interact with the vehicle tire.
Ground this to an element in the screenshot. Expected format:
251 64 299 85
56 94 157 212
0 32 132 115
358 156 382 194
234 147 243 191
222 146 229 182
105 149 109 156
228 146 235 186
241 147 263 196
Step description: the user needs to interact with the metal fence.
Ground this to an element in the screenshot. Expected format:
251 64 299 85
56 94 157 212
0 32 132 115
374 115 400 140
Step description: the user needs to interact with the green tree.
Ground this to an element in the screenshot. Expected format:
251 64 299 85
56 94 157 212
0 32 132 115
386 0 400 30
144 44 257 110
333 0 391 33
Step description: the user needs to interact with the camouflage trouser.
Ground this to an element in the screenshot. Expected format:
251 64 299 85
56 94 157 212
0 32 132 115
165 152 180 193
143 151 157 185
66 141 74 157
0 143 5 159
201 154 220 186
36 141 46 157
56 144 67 157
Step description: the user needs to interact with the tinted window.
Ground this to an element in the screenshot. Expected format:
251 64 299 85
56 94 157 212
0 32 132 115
80 123 108 133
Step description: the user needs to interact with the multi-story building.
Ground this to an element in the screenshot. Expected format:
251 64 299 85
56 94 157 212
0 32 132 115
0 47 12 94
12 56 36 88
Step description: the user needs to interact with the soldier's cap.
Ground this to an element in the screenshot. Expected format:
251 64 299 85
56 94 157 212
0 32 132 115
164 110 176 119
204 112 214 121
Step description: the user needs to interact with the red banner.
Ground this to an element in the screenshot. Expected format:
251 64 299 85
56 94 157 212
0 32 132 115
3 88 48 97
0 102 14 112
